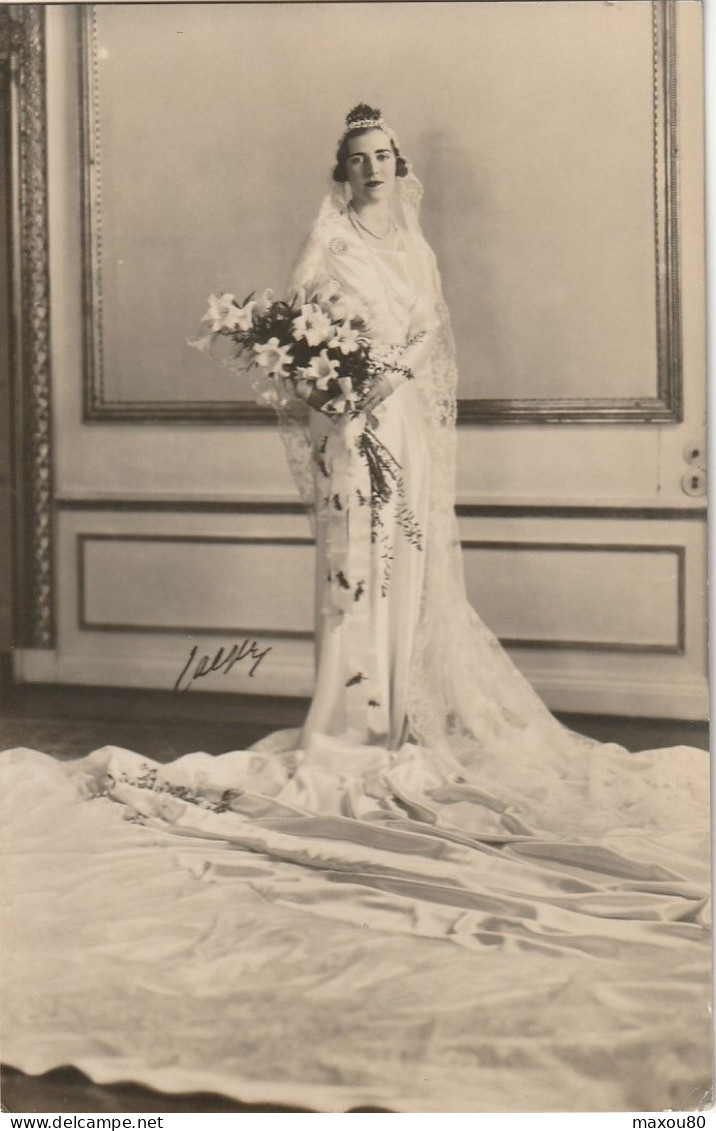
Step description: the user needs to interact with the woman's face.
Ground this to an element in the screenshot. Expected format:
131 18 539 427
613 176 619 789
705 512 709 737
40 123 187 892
345 129 397 207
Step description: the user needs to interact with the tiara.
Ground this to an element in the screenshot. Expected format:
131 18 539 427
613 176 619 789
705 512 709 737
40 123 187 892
344 116 387 133
339 112 396 145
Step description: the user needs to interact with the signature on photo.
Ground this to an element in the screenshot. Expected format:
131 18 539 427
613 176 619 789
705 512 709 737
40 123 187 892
174 640 273 692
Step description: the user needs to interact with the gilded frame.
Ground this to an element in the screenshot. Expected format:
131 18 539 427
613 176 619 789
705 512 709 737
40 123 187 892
5 4 55 648
78 0 683 426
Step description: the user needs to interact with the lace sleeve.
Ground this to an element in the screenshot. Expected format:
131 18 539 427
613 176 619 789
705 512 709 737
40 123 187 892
274 227 331 536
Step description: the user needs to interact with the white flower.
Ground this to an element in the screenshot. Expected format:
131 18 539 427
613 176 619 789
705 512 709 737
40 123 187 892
291 303 333 347
229 301 256 331
253 337 293 377
187 332 244 367
186 332 215 354
315 284 343 314
253 289 276 318
315 285 360 324
301 349 340 390
202 293 242 332
328 320 361 355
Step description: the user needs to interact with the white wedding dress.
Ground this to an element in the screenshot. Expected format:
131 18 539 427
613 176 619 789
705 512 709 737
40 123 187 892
1 184 711 1114
298 215 434 749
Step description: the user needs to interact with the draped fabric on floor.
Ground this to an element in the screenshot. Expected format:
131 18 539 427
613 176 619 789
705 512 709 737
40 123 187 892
1 731 710 1114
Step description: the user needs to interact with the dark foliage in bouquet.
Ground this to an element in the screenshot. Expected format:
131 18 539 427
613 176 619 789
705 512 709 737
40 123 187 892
189 286 424 552
189 285 382 416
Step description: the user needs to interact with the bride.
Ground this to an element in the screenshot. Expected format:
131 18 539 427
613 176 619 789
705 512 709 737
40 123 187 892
0 105 711 1114
281 103 581 772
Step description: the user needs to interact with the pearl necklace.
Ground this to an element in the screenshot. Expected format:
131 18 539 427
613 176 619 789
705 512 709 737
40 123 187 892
348 203 396 241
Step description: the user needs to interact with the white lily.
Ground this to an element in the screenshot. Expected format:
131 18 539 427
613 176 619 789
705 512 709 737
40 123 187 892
328 320 361 355
253 289 276 318
253 337 294 377
228 301 256 331
291 304 333 347
302 349 340 390
202 293 241 332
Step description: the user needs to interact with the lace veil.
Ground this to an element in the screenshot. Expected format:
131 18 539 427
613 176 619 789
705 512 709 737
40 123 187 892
275 167 426 534
278 141 603 801
276 162 428 531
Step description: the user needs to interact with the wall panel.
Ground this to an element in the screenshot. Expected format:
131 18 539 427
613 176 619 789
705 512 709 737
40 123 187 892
462 543 683 653
80 535 314 635
18 504 702 719
8 3 708 722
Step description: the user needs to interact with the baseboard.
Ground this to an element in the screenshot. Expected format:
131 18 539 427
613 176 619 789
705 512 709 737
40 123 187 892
11 648 313 698
8 647 710 724
526 671 709 722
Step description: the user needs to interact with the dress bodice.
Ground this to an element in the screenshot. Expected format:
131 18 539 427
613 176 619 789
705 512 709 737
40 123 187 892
361 235 435 350
289 210 437 353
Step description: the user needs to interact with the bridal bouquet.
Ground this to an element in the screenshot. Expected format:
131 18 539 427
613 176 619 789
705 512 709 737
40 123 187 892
189 285 424 550
189 285 397 417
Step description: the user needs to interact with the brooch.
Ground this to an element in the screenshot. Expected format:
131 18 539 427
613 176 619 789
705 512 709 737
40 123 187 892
328 237 348 257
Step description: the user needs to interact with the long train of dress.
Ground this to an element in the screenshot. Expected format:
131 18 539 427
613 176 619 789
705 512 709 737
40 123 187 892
0 725 710 1113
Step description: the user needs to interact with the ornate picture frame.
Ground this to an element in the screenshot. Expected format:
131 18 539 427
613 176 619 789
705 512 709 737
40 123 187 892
76 1 683 426
5 4 55 647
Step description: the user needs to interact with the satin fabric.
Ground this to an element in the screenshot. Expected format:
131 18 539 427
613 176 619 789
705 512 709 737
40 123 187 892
302 231 432 748
0 736 710 1113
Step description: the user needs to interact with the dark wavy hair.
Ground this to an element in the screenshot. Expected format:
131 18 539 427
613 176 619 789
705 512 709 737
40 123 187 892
332 104 409 184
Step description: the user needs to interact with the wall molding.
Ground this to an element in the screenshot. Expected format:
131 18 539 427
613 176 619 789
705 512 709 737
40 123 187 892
79 0 683 425
461 540 686 655
13 644 315 699
75 531 687 658
55 496 707 521
77 532 314 637
13 643 707 719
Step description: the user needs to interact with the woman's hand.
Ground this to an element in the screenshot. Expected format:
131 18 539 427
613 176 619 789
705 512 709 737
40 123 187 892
306 387 337 412
361 373 396 414
294 378 335 412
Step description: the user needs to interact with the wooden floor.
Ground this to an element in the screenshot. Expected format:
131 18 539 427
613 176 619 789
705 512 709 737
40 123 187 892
0 679 709 1113
1 678 709 760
